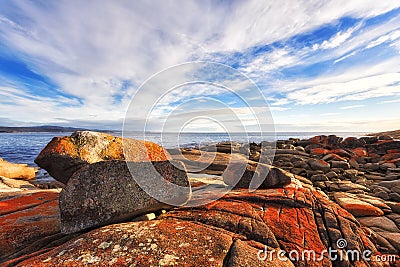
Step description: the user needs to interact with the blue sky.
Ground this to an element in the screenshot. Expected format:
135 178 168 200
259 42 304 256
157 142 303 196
0 1 399 132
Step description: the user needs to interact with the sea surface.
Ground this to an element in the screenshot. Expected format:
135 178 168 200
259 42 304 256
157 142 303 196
0 131 366 167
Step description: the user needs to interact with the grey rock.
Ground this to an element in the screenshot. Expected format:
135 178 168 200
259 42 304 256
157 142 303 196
376 232 400 251
392 185 400 194
357 216 399 232
344 169 359 180
389 192 400 202
290 168 307 176
326 171 338 179
365 174 386 181
311 174 328 182
373 189 389 200
330 161 350 170
308 159 330 172
379 179 400 189
348 158 360 169
223 162 293 190
60 160 191 234
292 160 309 169
364 163 380 172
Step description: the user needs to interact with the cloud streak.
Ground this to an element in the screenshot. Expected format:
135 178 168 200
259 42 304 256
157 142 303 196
0 1 399 131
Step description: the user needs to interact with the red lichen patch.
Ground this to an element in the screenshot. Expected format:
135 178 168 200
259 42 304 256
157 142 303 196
351 147 368 158
387 158 400 164
17 219 233 267
334 193 384 217
387 149 400 154
331 149 353 158
261 204 330 266
323 153 348 161
0 191 59 216
382 153 400 161
309 136 323 143
310 148 330 156
0 196 60 260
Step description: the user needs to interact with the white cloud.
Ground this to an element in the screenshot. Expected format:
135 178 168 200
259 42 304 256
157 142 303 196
339 104 365 110
319 26 360 50
285 72 400 105
366 29 400 49
378 98 400 104
0 0 399 130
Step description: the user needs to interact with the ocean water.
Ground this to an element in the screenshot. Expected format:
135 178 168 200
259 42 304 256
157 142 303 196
0 131 366 167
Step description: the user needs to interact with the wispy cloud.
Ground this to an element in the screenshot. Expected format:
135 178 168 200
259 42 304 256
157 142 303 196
0 1 399 131
378 98 400 104
339 104 365 110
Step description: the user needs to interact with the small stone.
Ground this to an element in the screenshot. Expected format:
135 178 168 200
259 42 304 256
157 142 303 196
311 174 329 182
308 159 330 172
373 189 389 200
325 171 338 179
98 241 112 249
358 216 399 232
330 161 350 170
364 163 380 172
389 192 400 202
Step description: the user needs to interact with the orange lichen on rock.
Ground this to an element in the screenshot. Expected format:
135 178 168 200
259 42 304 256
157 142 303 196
334 192 384 217
310 148 330 155
351 147 368 158
0 191 58 216
35 131 171 184
0 191 60 261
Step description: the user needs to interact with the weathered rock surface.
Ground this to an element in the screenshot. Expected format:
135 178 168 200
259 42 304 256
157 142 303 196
334 192 385 216
14 184 387 267
35 131 171 184
0 158 37 180
0 190 61 262
60 160 191 234
0 176 37 192
223 161 293 189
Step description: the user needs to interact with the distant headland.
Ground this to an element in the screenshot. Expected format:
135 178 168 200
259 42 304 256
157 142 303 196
0 125 110 133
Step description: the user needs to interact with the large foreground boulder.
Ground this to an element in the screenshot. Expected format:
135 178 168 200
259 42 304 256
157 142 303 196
0 158 37 180
13 183 390 267
35 131 171 184
60 160 191 234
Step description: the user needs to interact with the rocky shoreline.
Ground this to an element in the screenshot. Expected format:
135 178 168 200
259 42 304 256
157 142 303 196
1 131 400 266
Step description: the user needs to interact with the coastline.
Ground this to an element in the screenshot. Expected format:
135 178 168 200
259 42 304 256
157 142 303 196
1 130 400 265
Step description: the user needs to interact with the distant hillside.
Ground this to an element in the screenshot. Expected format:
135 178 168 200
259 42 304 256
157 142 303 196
368 129 400 139
0 125 107 133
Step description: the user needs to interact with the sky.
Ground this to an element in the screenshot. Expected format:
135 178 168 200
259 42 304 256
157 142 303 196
0 0 400 133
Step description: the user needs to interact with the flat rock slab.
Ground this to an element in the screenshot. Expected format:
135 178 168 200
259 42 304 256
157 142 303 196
0 190 60 262
0 158 37 180
357 216 399 233
60 160 191 234
334 192 384 217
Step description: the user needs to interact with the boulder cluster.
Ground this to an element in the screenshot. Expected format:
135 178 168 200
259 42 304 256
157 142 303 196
1 131 400 266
